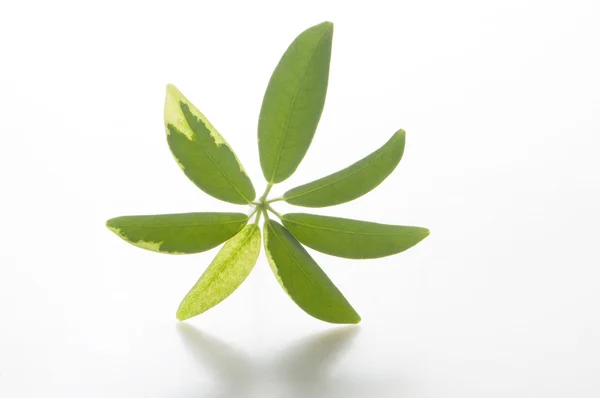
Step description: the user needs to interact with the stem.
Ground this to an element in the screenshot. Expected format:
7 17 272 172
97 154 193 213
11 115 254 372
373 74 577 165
266 204 282 219
255 183 276 223
259 183 273 203
255 209 263 225
266 197 283 204
248 206 259 220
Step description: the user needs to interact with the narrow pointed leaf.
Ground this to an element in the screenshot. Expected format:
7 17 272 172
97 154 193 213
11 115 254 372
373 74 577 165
264 220 360 324
258 22 333 183
284 130 406 207
106 212 248 254
177 224 261 320
282 213 429 259
165 84 256 204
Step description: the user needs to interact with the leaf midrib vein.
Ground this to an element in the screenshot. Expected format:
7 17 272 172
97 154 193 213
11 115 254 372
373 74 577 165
284 147 387 201
269 30 329 182
268 222 324 294
115 219 247 228
202 225 257 290
285 219 417 237
176 105 252 203
195 135 250 203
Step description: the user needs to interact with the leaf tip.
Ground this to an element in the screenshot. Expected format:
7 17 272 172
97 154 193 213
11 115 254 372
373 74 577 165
410 227 430 248
315 21 334 39
349 312 361 324
176 299 197 321
165 84 183 108
105 218 120 234
391 129 406 151
165 83 179 96
329 309 361 324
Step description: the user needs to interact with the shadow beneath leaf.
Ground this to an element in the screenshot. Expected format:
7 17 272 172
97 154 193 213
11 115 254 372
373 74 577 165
176 323 402 398
176 323 254 398
273 325 359 396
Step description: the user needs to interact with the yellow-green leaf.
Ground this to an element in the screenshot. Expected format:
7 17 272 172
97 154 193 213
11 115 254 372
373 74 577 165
264 220 360 324
284 130 406 207
165 84 255 204
282 213 429 259
177 224 261 320
258 22 333 183
106 212 248 254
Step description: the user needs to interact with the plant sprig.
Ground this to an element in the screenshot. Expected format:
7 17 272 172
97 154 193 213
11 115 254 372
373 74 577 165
106 21 429 324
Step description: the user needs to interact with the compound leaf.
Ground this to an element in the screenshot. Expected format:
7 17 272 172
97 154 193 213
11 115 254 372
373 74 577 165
258 21 333 183
264 219 360 324
284 130 406 207
165 84 256 204
106 212 248 254
282 213 429 259
177 224 261 320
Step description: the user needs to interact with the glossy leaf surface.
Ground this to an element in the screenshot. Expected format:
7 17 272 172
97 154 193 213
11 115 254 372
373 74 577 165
282 213 429 259
177 224 261 320
258 22 333 183
284 130 406 207
264 219 360 324
106 212 248 254
165 84 255 204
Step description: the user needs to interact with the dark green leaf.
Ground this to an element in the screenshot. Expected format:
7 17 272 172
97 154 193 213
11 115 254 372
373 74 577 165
284 130 406 207
106 212 248 254
165 84 256 204
177 224 261 320
263 219 360 324
258 21 333 183
282 213 429 259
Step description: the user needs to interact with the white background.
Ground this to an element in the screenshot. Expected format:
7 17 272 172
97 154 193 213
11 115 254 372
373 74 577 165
1 0 599 397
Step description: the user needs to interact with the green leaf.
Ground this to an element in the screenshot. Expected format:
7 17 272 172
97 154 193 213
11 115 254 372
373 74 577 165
283 130 406 207
176 224 261 320
164 84 256 204
106 212 249 254
282 213 429 259
258 21 333 183
263 219 360 324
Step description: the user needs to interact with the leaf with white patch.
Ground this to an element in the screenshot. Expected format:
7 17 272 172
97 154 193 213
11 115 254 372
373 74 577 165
264 220 360 324
258 22 333 183
106 212 248 254
165 84 256 204
282 213 429 259
177 224 261 320
284 130 406 207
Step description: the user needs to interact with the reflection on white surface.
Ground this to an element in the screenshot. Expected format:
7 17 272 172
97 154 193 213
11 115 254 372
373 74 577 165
176 324 399 397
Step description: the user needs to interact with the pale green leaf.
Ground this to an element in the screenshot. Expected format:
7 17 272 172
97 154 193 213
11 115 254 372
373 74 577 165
177 224 261 320
165 84 255 204
106 212 248 254
284 130 406 207
264 219 360 324
282 213 429 259
258 21 333 183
